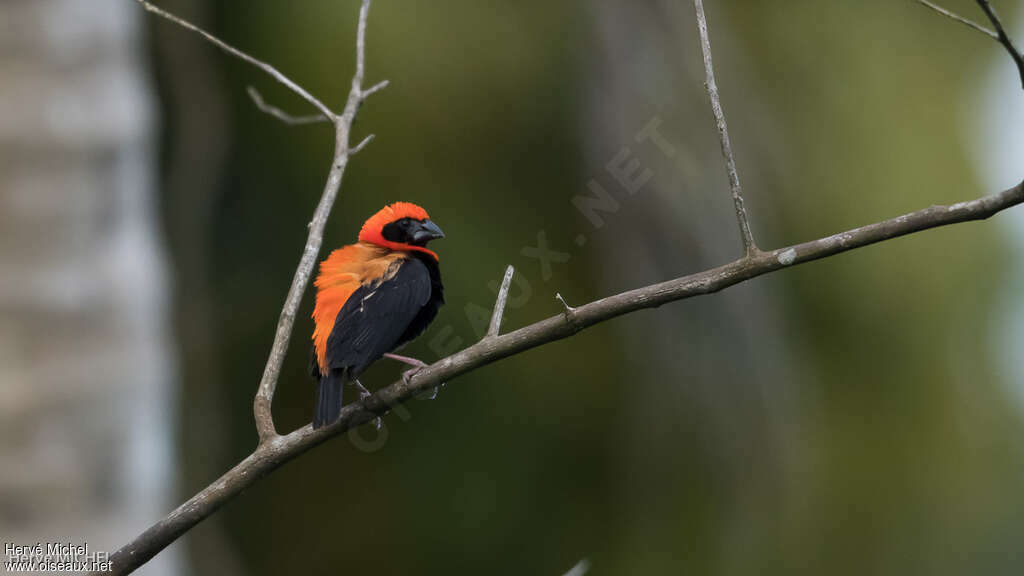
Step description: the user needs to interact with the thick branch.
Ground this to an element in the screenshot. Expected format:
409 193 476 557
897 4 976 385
103 4 1024 575
102 179 1024 575
693 0 758 255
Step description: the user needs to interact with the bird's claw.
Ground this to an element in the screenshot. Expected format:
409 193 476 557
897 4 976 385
352 379 382 430
401 367 420 386
400 367 446 400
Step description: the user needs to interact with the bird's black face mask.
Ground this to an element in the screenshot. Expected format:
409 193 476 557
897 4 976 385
382 217 445 247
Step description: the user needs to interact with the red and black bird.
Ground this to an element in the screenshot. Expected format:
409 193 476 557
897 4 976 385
310 202 445 428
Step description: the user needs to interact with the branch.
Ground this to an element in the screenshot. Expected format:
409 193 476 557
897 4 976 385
975 0 1024 88
103 4 1024 575
487 265 515 338
251 0 384 443
135 0 337 121
693 0 759 255
555 292 581 330
134 0 384 444
100 178 1024 575
914 0 998 38
246 86 330 125
913 0 1024 88
106 7 382 574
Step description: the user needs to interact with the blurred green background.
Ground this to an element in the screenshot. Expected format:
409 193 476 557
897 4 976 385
146 0 1024 574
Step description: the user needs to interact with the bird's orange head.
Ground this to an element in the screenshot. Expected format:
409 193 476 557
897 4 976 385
358 202 444 260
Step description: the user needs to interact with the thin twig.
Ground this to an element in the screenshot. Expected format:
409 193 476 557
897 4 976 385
486 266 515 338
693 0 758 255
101 179 1024 575
555 293 575 314
913 0 998 38
362 79 390 99
563 558 591 576
349 134 376 156
136 0 337 121
913 0 1024 89
975 0 1024 88
555 292 582 332
246 86 330 125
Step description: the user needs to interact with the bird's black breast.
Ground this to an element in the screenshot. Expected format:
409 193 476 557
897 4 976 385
398 251 444 346
324 253 443 377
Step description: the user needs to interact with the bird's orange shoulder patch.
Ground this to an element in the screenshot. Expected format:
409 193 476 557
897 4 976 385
311 243 407 373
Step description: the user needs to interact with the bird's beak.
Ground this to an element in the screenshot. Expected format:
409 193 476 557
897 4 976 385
412 219 445 243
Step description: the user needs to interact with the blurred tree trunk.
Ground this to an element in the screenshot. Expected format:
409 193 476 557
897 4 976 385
151 0 243 573
585 2 799 572
0 0 179 573
587 1 1024 574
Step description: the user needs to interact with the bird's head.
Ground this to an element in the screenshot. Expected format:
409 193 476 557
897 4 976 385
359 202 444 259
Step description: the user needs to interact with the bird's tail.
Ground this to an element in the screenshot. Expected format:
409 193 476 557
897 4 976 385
313 369 345 429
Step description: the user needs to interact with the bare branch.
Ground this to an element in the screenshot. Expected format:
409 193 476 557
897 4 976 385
252 0 384 443
913 0 1024 88
693 0 758 255
100 179 1024 576
975 0 1024 88
137 0 389 454
487 265 515 338
135 0 337 121
102 4 1024 575
246 86 330 126
913 0 998 39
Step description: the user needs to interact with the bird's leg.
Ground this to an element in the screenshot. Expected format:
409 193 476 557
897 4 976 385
383 353 445 399
352 378 372 399
350 378 381 430
382 352 428 368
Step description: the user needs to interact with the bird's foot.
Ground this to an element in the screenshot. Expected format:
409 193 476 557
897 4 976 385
402 368 446 400
351 378 381 430
386 353 445 399
396 366 446 400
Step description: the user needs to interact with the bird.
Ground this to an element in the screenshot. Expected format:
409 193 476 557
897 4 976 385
310 202 445 429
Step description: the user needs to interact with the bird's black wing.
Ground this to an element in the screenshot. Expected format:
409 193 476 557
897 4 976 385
325 256 433 376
